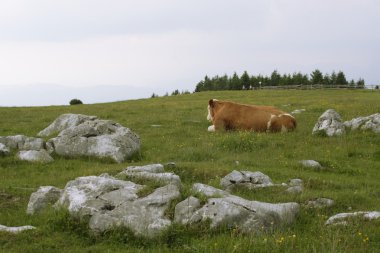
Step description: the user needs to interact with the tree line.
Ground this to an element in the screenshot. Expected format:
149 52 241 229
194 70 365 92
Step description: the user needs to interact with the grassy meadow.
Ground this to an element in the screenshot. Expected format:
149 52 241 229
0 89 380 252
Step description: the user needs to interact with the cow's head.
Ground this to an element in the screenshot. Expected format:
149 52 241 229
207 99 218 122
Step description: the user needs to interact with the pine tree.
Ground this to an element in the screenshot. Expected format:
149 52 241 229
310 69 324 84
330 71 337 86
240 71 250 90
357 78 365 87
270 70 281 86
230 72 241 90
323 73 331 85
336 71 348 85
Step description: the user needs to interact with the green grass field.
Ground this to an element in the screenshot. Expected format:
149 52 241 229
1 89 380 252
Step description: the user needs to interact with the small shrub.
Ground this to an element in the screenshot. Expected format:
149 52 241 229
69 99 83 105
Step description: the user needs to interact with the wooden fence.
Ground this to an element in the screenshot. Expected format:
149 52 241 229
251 84 379 90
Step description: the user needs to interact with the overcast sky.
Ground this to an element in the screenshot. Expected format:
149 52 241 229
0 0 379 106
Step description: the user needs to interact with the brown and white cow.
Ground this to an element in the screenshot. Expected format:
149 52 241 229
207 99 296 132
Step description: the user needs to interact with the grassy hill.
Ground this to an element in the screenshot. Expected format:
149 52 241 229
1 89 380 252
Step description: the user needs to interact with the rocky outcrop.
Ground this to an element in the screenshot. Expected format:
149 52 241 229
183 183 300 233
312 109 345 136
27 164 300 238
37 114 98 137
27 186 63 214
17 150 54 163
220 170 274 190
325 211 380 226
50 119 140 163
344 113 380 133
0 114 140 164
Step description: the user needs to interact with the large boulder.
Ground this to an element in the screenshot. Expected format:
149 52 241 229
183 183 300 233
220 170 274 190
312 109 345 136
27 186 63 214
37 114 97 137
50 119 140 163
89 184 180 237
344 113 380 133
17 150 54 163
55 174 143 217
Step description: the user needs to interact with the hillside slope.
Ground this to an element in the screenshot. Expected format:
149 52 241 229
1 89 380 252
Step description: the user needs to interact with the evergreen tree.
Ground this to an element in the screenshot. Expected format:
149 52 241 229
330 71 337 86
230 72 241 90
292 72 309 85
203 75 212 90
194 80 205 92
336 71 348 85
357 78 365 87
270 70 281 86
323 73 331 85
310 69 324 84
241 71 250 90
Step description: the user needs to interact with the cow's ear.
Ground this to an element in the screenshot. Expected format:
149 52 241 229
209 99 214 107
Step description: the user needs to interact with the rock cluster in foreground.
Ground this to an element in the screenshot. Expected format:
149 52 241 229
9 164 380 236
26 164 301 238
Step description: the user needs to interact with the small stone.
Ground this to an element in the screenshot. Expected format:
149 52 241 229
285 186 303 194
0 225 36 233
299 160 322 169
289 178 303 186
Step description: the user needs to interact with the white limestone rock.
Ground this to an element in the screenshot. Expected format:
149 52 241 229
0 143 10 156
312 109 345 136
174 196 201 224
27 186 63 214
50 119 140 163
0 225 36 233
38 113 97 137
17 150 54 163
325 211 380 225
220 170 274 190
344 113 380 133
